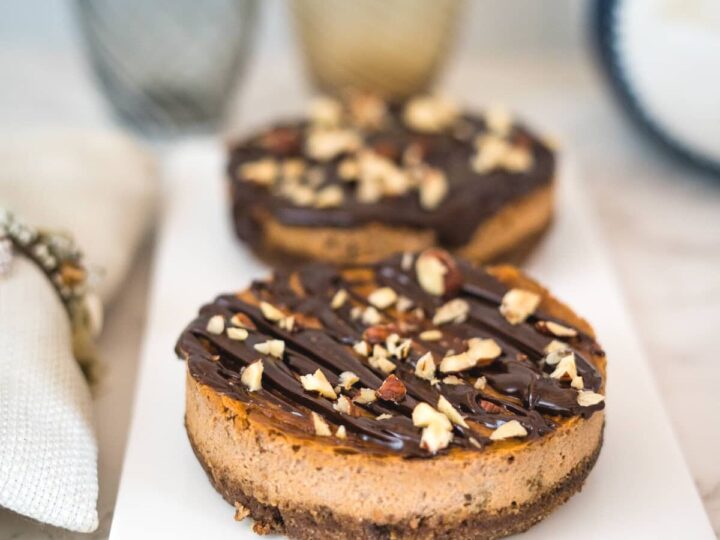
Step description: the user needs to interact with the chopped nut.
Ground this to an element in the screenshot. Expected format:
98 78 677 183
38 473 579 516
363 324 394 344
484 105 513 137
466 338 502 363
353 341 370 356
372 344 389 358
357 151 410 197
230 312 256 330
545 347 572 367
544 339 568 354
330 289 348 310
348 92 387 129
241 360 263 392
388 337 412 359
415 352 436 380
254 339 285 359
354 387 377 404
362 306 383 325
412 402 452 431
338 371 360 390
206 315 225 335
306 128 361 161
419 329 443 341
310 96 343 127
369 355 397 374
376 413 393 421
420 421 454 454
442 375 465 385
368 287 398 309
356 175 383 204
500 288 541 325
376 374 407 402
311 412 332 436
278 316 295 332
315 185 344 209
401 252 414 271
433 298 470 326
338 158 359 180
469 437 483 449
335 425 347 439
415 248 462 297
227 327 249 341
438 395 468 428
259 301 284 321
479 399 503 414
282 158 306 179
412 402 453 453
503 146 532 172
474 376 487 390
537 320 578 338
350 306 362 320
471 135 509 174
550 352 577 381
333 395 353 414
403 96 458 133
490 420 528 441
571 376 584 389
577 390 605 407
439 352 475 373
396 295 414 313
300 369 338 399
419 168 448 210
240 158 277 185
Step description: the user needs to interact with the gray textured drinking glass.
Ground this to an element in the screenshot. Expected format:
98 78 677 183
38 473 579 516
75 0 258 136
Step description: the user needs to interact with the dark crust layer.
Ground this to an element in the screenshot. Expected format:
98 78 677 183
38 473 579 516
187 423 603 540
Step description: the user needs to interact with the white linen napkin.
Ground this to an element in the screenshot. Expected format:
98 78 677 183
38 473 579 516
0 129 156 532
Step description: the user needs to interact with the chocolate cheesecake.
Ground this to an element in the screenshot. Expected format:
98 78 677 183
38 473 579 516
176 250 605 539
228 94 555 264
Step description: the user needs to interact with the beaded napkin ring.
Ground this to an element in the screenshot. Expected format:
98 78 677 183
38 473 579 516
0 208 103 380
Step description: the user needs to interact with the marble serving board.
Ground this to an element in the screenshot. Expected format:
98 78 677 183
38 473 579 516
109 140 713 539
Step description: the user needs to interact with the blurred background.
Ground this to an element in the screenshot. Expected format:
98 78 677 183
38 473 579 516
0 0 718 537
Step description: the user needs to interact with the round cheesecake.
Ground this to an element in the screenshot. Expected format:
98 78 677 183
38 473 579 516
176 250 605 539
228 94 555 264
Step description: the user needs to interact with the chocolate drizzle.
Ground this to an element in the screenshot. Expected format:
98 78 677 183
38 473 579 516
228 105 554 249
176 253 605 458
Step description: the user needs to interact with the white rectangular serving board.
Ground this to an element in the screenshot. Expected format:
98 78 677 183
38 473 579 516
110 140 714 539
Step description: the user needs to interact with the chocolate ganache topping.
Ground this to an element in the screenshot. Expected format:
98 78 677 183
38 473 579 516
176 250 605 458
228 94 555 248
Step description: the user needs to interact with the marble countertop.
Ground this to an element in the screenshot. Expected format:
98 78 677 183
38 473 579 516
0 47 718 540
